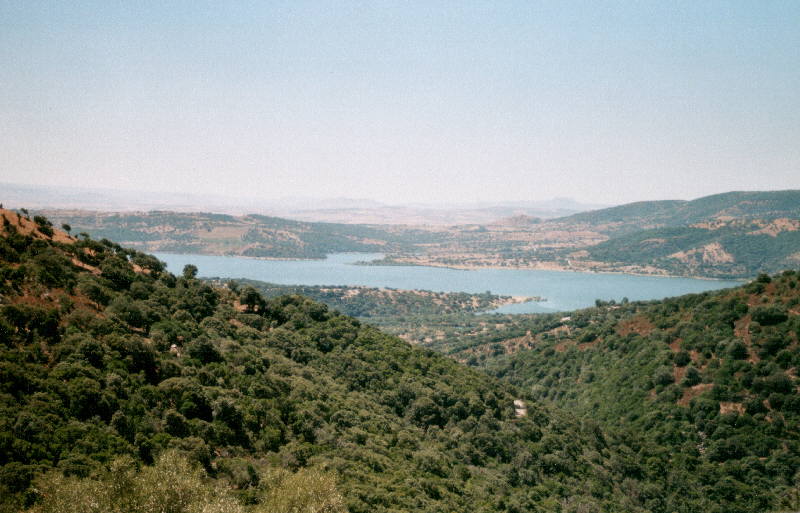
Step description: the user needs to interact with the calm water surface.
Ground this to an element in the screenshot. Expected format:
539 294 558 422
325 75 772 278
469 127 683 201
154 252 743 314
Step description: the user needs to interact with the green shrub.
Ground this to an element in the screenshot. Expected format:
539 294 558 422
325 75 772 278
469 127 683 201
751 306 788 326
674 351 691 367
28 451 345 513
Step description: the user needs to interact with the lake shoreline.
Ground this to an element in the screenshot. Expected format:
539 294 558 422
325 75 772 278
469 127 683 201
355 256 748 282
156 250 748 282
153 251 744 314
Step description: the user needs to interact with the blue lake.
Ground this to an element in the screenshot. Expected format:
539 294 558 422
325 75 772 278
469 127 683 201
154 252 744 314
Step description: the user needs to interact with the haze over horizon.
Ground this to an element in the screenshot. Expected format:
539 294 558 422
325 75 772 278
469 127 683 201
2 2 799 205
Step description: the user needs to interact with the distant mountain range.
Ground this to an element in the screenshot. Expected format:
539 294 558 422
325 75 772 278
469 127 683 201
0 181 606 225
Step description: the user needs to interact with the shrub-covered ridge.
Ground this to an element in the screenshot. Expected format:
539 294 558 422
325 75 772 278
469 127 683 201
471 270 800 512
1 210 666 512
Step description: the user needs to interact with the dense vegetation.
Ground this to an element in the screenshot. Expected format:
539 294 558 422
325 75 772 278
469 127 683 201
458 272 800 512
6 207 799 511
1 210 681 512
373 310 568 355
216 278 535 318
27 450 345 513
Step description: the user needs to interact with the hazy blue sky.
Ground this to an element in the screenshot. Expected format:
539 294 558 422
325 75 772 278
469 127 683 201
1 1 798 205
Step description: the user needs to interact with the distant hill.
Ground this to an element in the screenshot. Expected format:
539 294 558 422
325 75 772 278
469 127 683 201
275 197 606 225
556 191 800 278
489 214 543 227
32 209 438 259
558 190 800 235
586 219 800 278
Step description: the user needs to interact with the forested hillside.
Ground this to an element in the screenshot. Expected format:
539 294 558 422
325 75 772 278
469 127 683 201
36 210 433 259
219 278 537 318
1 210 679 513
548 191 800 278
462 270 800 512
585 220 800 278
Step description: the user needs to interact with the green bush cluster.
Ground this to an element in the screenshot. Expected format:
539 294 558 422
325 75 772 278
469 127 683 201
28 450 345 513
224 278 515 318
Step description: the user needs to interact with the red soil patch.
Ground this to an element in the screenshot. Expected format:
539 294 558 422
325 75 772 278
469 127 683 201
548 325 571 336
616 315 655 337
0 208 75 244
15 292 62 309
719 402 745 415
673 365 687 383
689 350 703 366
505 337 536 353
677 383 714 407
668 338 683 353
14 286 102 323
70 257 100 275
502 332 536 353
554 341 574 353
578 338 601 351
734 315 760 363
